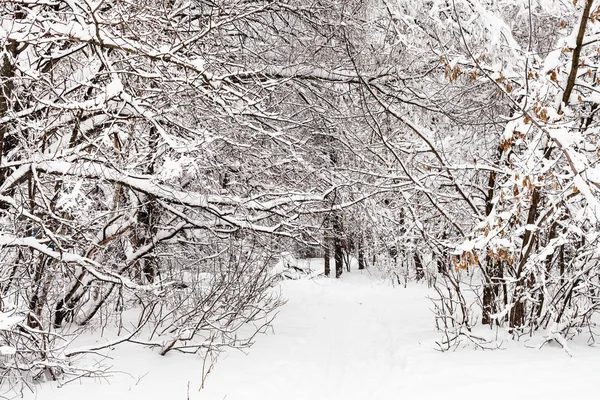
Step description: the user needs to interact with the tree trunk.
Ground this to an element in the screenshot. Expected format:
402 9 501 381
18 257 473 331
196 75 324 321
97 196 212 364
414 253 424 281
137 126 160 283
509 287 526 331
0 23 19 187
324 239 331 277
358 238 366 270
333 214 343 278
482 152 502 325
482 260 501 325
335 237 343 278
0 52 13 186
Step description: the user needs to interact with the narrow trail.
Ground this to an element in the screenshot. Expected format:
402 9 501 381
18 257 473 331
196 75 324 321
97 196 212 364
200 273 429 400
199 272 599 400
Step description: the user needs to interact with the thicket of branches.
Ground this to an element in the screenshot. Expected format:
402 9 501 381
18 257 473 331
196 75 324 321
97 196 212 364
2 0 600 389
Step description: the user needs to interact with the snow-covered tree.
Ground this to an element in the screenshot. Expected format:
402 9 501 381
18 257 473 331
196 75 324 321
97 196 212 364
0 0 377 383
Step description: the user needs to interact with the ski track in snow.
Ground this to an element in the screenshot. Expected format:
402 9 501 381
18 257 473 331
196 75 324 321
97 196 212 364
24 269 600 400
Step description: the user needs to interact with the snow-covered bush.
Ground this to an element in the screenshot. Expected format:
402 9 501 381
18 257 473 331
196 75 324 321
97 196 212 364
272 252 313 280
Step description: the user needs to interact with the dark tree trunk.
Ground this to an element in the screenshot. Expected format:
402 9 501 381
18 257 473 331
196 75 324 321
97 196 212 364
138 195 158 283
414 253 424 281
510 186 541 331
358 238 366 270
0 28 18 187
332 214 343 278
482 260 501 325
437 256 445 273
509 287 526 331
482 151 503 326
334 237 343 278
344 236 354 272
137 126 160 283
324 240 330 277
28 255 51 327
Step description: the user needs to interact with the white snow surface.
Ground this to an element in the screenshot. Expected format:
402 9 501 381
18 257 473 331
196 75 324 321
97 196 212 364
22 262 600 400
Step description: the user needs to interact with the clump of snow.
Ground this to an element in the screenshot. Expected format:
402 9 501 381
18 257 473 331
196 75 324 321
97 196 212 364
159 156 194 181
549 127 582 149
55 180 85 211
271 252 306 279
105 76 124 98
280 252 298 269
191 56 206 71
543 49 562 73
0 346 16 356
0 311 24 330
453 239 476 254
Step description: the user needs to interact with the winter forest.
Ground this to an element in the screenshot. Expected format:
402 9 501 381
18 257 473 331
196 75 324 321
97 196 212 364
2 0 600 398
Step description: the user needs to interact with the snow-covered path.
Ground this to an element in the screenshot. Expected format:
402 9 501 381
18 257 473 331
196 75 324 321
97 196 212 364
26 271 600 400
200 272 600 400
201 273 425 400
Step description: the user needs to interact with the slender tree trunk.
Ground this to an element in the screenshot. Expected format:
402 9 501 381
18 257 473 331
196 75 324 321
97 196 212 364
0 52 13 185
482 260 501 325
482 149 502 325
333 214 343 278
28 255 50 327
414 253 424 281
0 33 21 206
510 185 541 331
509 289 526 331
358 238 366 270
335 238 343 278
344 236 352 272
324 238 331 277
137 126 160 283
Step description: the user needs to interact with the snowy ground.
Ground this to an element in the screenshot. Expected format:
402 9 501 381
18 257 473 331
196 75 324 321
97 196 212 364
21 261 600 400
